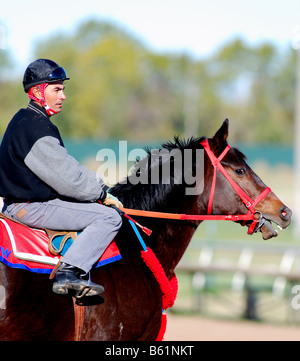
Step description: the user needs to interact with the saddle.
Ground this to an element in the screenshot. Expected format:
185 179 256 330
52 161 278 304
0 212 122 275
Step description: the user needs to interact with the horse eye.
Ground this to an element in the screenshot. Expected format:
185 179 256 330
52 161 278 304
235 168 246 175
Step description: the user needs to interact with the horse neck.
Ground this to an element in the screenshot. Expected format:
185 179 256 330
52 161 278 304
152 220 199 278
147 194 203 278
113 142 209 276
147 152 211 276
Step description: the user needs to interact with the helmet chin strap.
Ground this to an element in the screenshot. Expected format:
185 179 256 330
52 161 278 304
28 83 57 116
43 104 57 116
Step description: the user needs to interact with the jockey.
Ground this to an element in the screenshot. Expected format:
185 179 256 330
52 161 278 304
0 59 123 298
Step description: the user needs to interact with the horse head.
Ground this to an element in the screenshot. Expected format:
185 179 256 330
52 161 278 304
205 119 292 240
113 119 291 241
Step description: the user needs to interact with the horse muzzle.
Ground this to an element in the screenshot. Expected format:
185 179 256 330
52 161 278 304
258 205 292 240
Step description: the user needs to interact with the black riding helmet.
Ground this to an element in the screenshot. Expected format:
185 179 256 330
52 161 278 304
23 58 69 93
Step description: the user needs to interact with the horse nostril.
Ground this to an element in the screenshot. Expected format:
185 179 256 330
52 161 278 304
280 206 292 220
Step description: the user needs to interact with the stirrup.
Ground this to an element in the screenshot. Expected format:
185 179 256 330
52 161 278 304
65 281 104 298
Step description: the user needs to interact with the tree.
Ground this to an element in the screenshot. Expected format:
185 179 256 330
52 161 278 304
0 19 296 145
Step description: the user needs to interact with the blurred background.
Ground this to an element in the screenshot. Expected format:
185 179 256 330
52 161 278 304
1 0 300 340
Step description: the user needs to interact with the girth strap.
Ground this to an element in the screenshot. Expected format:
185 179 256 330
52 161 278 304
72 298 85 341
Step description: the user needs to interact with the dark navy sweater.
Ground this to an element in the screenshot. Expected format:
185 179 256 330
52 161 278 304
0 101 105 203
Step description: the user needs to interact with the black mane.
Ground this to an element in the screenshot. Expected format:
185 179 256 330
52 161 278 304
111 136 205 210
110 135 247 211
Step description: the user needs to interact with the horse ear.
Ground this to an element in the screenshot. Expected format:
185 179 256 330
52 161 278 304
212 119 229 147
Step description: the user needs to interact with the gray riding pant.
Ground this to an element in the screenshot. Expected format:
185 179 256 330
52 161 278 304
2 199 122 273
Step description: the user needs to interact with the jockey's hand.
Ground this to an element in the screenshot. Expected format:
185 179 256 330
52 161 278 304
102 192 124 209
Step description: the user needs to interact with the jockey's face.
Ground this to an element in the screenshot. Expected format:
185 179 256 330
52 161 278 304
44 82 67 114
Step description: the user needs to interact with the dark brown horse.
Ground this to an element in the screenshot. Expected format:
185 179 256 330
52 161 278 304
0 120 292 341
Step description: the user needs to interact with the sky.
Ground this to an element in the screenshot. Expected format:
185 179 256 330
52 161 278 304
0 0 300 74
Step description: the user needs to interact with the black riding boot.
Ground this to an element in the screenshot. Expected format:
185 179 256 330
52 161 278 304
52 262 104 298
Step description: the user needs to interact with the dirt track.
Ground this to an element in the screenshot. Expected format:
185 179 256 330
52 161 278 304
164 314 300 341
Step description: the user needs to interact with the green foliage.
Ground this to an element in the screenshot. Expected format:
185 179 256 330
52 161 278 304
0 18 297 144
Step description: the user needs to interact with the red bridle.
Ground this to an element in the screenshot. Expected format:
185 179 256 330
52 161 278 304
200 139 271 234
120 139 271 236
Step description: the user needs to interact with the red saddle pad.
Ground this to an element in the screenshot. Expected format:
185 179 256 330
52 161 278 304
0 217 121 274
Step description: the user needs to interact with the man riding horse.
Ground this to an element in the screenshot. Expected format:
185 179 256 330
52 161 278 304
0 59 123 298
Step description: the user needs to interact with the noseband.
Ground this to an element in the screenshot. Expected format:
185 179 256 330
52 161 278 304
200 139 271 234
